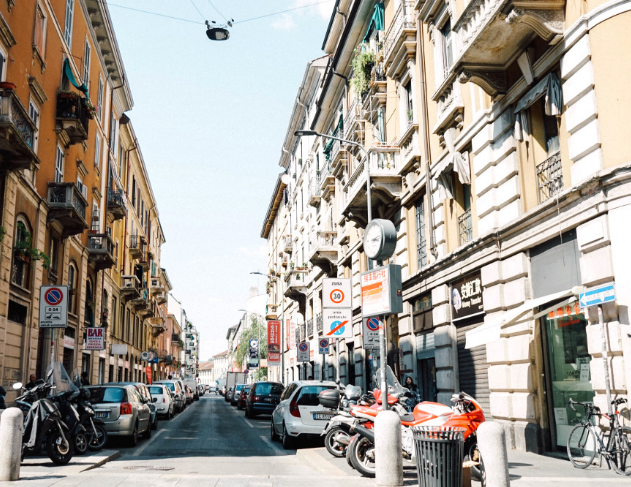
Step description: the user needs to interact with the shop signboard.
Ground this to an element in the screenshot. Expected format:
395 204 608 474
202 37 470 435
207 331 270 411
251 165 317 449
451 272 484 321
360 265 403 318
248 339 259 369
267 320 281 367
85 327 105 350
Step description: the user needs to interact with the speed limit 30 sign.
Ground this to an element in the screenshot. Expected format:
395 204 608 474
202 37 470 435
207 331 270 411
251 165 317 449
323 278 351 308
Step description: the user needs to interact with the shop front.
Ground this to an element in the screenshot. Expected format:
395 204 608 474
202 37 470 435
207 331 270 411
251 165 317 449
413 292 436 402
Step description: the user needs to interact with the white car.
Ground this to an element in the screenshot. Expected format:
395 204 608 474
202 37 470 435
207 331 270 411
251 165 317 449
148 384 175 419
270 380 337 449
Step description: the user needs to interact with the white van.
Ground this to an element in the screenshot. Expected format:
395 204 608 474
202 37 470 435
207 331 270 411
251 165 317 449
182 377 199 401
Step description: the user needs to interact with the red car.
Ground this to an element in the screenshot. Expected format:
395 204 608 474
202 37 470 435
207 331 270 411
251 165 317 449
237 386 250 410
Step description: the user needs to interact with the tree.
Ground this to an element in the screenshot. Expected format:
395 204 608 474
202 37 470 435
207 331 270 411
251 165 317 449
235 314 267 371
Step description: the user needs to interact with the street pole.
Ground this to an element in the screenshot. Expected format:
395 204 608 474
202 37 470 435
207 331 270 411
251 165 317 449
379 316 388 411
598 305 613 415
335 339 339 382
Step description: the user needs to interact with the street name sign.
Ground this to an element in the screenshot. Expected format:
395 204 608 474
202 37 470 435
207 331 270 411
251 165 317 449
362 317 381 350
85 327 105 350
323 278 352 308
579 283 615 308
319 338 330 354
297 341 310 362
39 286 69 328
323 308 353 338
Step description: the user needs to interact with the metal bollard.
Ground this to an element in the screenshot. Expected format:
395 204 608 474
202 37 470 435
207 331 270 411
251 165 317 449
477 422 510 487
375 410 403 486
0 407 22 481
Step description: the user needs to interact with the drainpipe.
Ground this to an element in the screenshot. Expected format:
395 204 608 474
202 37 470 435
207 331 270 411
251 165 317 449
416 17 437 258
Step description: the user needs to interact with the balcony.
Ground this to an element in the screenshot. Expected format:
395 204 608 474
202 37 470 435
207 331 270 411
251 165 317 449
343 99 364 140
309 230 338 271
306 318 313 338
282 235 293 253
383 1 417 78
156 291 167 304
536 151 563 203
129 234 146 259
47 182 89 237
316 313 323 333
88 233 115 270
340 145 402 227
150 277 163 294
149 316 166 336
284 269 308 299
55 91 90 146
107 189 127 221
121 275 140 300
265 303 279 320
399 123 421 172
130 288 148 310
452 0 565 96
308 182 321 207
171 333 180 342
0 89 40 171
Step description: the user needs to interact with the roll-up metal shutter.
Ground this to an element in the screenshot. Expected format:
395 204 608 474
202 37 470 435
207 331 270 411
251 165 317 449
456 322 491 416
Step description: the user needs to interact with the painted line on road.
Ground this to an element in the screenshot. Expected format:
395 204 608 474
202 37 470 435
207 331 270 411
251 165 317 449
260 435 285 456
132 428 165 457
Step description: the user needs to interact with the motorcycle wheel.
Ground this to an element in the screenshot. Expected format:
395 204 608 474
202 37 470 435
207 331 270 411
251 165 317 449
88 424 108 451
74 433 88 455
346 435 357 468
46 431 73 465
325 427 348 458
465 437 483 481
350 436 376 478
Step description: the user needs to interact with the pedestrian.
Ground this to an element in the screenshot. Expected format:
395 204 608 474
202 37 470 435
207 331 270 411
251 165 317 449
404 376 419 394
81 371 90 386
0 386 6 410
25 374 37 390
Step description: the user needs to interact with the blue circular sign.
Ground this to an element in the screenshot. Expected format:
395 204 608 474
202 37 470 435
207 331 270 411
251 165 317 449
331 320 345 336
299 342 308 352
367 318 380 331
320 339 328 348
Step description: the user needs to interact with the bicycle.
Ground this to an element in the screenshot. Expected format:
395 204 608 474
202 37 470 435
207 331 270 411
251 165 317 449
566 397 631 476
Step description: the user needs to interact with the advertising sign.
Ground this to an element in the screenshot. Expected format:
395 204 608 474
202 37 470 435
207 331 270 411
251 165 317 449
38 285 69 328
289 319 296 350
323 308 353 338
267 320 281 367
323 278 352 308
297 341 310 362
360 265 403 318
248 339 259 369
451 271 484 321
85 327 105 350
318 338 330 354
111 344 128 355
362 317 381 350
146 366 152 384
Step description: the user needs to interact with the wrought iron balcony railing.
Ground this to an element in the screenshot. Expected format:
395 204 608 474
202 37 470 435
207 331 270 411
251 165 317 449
458 209 473 247
306 319 313 337
55 91 89 145
47 182 88 236
0 88 40 171
316 313 323 333
537 151 563 204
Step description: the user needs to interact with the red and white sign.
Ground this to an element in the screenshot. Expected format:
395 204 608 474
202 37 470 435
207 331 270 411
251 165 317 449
298 341 310 363
267 320 281 367
323 279 352 308
146 366 152 384
39 285 69 328
85 327 105 350
361 268 389 316
323 308 353 338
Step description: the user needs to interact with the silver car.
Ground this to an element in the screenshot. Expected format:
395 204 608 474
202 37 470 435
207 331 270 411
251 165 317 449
87 384 152 446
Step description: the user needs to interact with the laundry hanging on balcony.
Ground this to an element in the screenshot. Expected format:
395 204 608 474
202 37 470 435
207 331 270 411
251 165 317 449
63 59 89 98
513 72 562 141
363 2 385 41
433 128 470 199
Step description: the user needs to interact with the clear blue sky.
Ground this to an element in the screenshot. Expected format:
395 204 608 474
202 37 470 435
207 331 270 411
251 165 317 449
107 0 334 359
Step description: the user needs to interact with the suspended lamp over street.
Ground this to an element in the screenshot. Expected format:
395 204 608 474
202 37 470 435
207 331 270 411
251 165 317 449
205 20 232 41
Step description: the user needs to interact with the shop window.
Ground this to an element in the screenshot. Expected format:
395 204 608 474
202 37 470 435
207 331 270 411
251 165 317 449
413 293 433 333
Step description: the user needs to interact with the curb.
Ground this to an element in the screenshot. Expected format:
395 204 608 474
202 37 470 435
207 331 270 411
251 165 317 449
80 449 120 472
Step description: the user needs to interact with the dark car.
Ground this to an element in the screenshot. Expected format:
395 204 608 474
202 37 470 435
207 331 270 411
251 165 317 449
225 387 233 403
230 383 245 406
245 381 284 418
237 386 250 410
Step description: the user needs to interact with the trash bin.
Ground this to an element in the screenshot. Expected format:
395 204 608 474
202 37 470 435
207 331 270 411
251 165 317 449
413 426 465 487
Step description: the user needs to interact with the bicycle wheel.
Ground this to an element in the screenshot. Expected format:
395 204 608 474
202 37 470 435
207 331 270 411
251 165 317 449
567 424 597 468
611 426 631 476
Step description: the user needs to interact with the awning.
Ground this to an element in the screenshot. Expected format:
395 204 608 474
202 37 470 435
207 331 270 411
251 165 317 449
464 286 584 349
363 2 385 42
513 73 562 141
433 128 470 199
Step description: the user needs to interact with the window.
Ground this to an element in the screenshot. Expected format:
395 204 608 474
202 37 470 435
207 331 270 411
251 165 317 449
111 297 117 335
68 262 77 314
28 101 40 151
0 49 5 81
64 0 74 47
131 177 136 208
76 176 87 199
49 236 59 275
440 20 453 80
82 39 90 88
118 140 124 176
92 202 99 232
94 133 101 170
85 279 93 326
109 108 117 151
11 219 31 288
96 78 103 121
33 4 47 57
405 81 413 124
458 184 473 246
415 197 427 269
55 146 64 182
413 293 433 333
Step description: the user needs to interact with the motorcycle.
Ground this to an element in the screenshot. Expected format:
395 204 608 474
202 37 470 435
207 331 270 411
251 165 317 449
13 369 74 465
347 367 486 479
70 370 108 451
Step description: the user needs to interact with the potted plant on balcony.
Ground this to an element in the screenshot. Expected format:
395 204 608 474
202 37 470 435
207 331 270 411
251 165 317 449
289 262 295 270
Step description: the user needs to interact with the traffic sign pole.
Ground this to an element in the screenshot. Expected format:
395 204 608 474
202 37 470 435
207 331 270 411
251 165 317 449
379 315 388 411
598 305 613 415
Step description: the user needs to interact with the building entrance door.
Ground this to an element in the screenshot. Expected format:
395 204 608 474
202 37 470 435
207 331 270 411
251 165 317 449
417 357 437 402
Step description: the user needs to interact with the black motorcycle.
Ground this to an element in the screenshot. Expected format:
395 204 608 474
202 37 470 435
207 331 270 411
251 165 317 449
13 379 74 465
70 370 107 451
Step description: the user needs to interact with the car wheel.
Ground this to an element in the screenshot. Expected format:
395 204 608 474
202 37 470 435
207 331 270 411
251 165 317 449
270 420 279 442
282 423 295 450
128 423 138 447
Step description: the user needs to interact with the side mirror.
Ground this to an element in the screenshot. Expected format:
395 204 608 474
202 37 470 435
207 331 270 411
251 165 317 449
12 382 22 390
152 397 158 403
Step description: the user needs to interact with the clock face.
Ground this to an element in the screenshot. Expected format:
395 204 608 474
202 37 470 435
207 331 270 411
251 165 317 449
364 223 383 259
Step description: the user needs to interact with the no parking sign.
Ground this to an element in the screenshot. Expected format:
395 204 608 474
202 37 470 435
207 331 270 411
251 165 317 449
318 338 330 354
39 285 69 328
362 317 381 350
297 341 310 362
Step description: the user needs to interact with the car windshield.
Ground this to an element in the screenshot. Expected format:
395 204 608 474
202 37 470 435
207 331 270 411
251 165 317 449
235 384 244 392
88 387 125 403
256 383 283 395
242 388 250 395
161 383 175 392
149 386 163 395
296 385 335 406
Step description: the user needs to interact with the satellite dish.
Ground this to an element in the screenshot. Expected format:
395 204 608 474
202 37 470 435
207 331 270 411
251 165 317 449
141 351 149 361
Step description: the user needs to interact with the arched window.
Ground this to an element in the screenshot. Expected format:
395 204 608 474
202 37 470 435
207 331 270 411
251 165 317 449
85 279 93 326
68 262 77 314
11 217 32 288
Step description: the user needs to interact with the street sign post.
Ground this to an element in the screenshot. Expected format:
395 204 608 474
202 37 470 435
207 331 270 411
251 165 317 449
323 309 353 338
38 286 69 328
323 279 352 308
318 338 330 354
362 317 381 350
297 341 310 363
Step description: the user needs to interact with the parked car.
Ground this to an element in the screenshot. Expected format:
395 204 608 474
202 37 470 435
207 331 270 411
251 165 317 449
183 378 199 401
154 380 186 413
184 385 194 404
271 380 337 449
111 382 158 430
225 387 233 403
148 384 174 419
230 384 246 407
198 384 205 396
237 386 250 410
86 384 152 446
245 381 284 418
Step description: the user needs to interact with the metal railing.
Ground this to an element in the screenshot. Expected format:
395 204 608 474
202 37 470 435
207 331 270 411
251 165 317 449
0 89 36 148
55 91 89 134
47 182 87 220
88 233 115 255
383 1 416 60
107 189 127 209
458 209 473 246
536 151 563 203
306 319 313 337
316 313 323 333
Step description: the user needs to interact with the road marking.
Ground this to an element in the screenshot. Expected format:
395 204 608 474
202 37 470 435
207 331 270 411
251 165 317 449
132 429 165 457
260 435 284 456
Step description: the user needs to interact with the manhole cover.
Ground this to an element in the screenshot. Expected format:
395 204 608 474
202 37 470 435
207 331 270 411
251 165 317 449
124 466 174 471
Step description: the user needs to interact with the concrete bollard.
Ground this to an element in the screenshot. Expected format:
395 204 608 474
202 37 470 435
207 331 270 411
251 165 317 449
375 410 403 486
0 407 23 481
477 422 510 487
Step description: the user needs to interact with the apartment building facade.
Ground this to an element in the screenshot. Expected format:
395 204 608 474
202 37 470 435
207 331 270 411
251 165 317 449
262 0 631 455
0 0 176 399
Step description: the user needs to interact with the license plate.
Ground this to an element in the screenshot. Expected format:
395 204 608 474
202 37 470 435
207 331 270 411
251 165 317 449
95 411 109 419
264 398 273 402
313 412 334 420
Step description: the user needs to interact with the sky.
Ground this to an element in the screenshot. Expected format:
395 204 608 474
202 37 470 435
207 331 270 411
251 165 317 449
106 0 334 360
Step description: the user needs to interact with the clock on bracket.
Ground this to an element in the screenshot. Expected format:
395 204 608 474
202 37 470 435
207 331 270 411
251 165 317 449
363 219 397 261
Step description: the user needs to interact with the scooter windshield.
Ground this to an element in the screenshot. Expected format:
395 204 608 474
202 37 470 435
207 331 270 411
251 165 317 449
47 362 79 394
376 365 409 396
